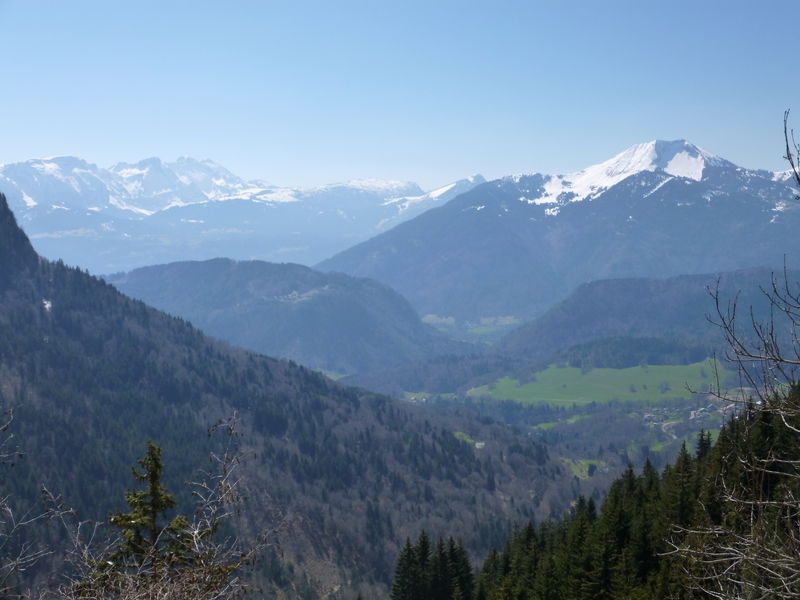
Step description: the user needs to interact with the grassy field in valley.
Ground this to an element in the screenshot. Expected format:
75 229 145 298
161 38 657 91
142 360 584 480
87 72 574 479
467 359 722 407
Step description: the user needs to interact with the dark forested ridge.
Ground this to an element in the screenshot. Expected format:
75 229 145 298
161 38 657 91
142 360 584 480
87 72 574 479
106 258 469 376
0 193 578 597
498 269 796 363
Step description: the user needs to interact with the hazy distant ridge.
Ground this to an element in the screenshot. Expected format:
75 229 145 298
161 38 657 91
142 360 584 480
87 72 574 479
0 156 484 272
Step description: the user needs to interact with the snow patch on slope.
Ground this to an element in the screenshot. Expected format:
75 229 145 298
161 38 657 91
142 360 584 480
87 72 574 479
384 175 485 214
336 179 421 195
22 192 37 208
773 170 798 183
665 151 705 180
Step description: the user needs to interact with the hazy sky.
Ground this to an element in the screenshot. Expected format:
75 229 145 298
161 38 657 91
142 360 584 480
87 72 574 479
1 0 797 188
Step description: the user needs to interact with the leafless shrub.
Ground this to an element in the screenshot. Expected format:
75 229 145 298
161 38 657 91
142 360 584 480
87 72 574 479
666 114 800 599
1 411 282 599
0 408 52 598
51 413 282 600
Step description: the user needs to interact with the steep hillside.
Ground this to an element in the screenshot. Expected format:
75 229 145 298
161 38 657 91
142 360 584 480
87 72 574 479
394 392 800 599
0 193 568 596
107 259 468 375
319 141 798 327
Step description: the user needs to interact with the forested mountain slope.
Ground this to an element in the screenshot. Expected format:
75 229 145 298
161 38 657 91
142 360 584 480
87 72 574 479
107 259 468 375
0 193 567 597
392 390 800 599
499 267 796 363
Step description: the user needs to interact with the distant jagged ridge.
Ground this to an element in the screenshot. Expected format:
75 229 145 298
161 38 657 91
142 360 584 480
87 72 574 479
0 156 484 272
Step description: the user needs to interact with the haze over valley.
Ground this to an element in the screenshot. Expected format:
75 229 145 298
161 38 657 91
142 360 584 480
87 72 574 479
0 154 485 272
2 2 799 598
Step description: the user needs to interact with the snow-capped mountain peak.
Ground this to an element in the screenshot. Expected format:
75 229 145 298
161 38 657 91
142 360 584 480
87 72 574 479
169 157 249 199
605 139 725 181
107 157 200 210
0 156 115 212
519 140 729 206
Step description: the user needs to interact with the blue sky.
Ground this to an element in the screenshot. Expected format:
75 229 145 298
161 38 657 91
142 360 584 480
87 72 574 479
0 0 797 188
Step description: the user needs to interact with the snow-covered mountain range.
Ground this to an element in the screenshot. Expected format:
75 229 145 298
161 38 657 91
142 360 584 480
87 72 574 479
320 139 800 327
0 156 482 273
515 140 730 206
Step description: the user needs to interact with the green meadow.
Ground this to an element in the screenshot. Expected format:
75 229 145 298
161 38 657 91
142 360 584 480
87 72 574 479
468 359 722 407
453 431 477 445
562 458 608 479
535 414 590 430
